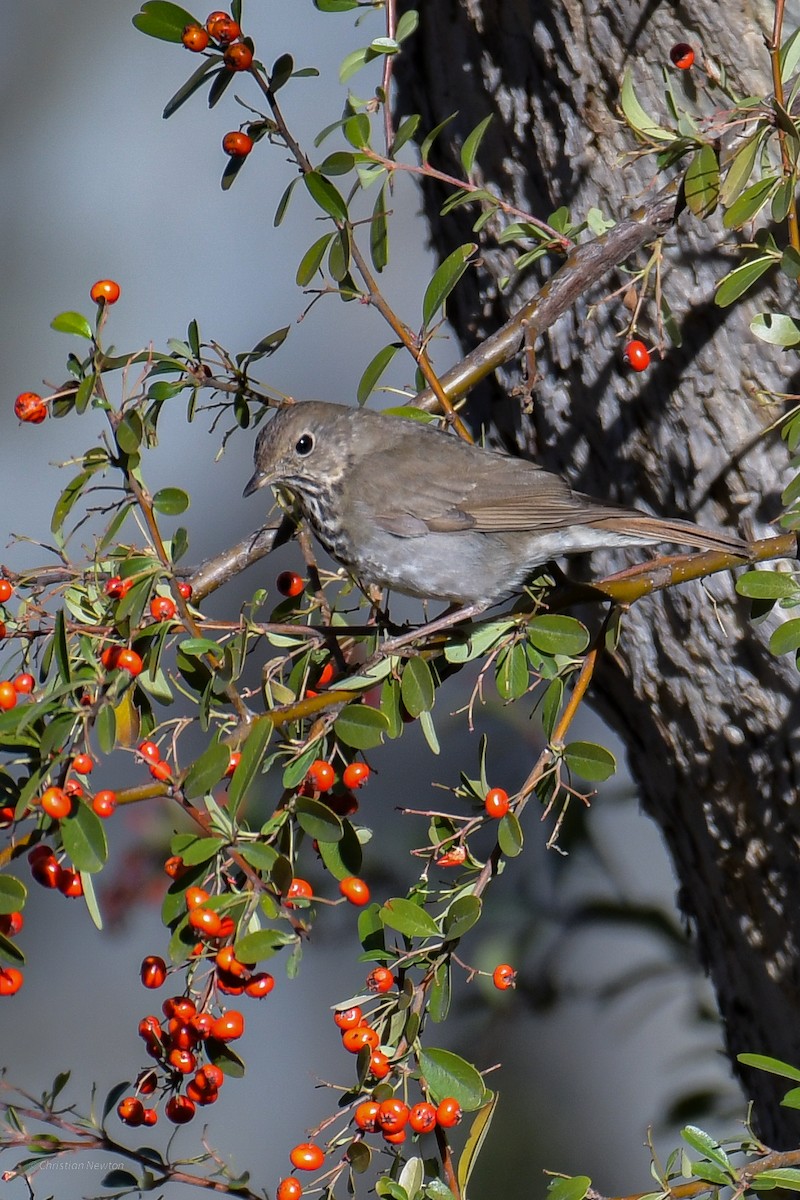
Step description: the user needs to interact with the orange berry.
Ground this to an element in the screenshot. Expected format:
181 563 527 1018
369 1049 391 1079
163 995 196 1020
383 1128 407 1145
277 1178 303 1200
188 906 223 937
141 955 167 989
0 581 12 602
215 945 247 977
244 971 275 998
316 661 335 687
149 595 177 621
150 760 172 782
105 575 132 599
164 854 185 878
167 1047 197 1074
225 751 241 777
206 11 240 42
286 877 313 907
492 962 517 990
92 789 117 818
185 886 210 910
333 1005 362 1030
117 1096 145 1126
13 673 34 694
177 580 193 600
276 570 305 597
289 1143 325 1172
366 966 394 994
40 786 72 820
165 1094 195 1124
622 339 650 371
354 1100 380 1131
222 130 253 157
341 1025 379 1053
90 279 121 304
182 23 210 51
339 876 370 906
200 1063 224 1087
224 42 253 70
71 753 94 775
436 845 466 867
0 681 17 711
484 787 509 818
64 779 83 798
435 1097 462 1128
306 759 335 792
342 762 370 790
14 392 47 424
409 1101 437 1134
100 645 121 670
670 42 695 69
0 966 23 996
377 1098 410 1133
210 1009 244 1041
138 739 161 763
116 647 143 675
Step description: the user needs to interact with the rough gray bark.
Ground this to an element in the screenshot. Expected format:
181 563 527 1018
395 0 800 1145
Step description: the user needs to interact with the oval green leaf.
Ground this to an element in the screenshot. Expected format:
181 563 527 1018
562 740 616 782
153 487 190 515
750 311 800 346
380 897 440 939
769 619 800 657
715 258 774 308
422 244 476 329
334 704 389 750
227 718 273 816
182 739 231 799
498 811 524 857
0 875 27 914
418 1047 486 1110
304 171 349 221
60 802 108 873
295 795 344 843
443 894 482 939
527 615 590 656
50 311 93 339
736 570 798 599
400 657 435 717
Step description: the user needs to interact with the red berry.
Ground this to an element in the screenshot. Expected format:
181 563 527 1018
222 131 254 158
64 779 83 799
90 279 121 304
0 581 12 602
200 1063 224 1088
316 661 336 687
165 1095 196 1124
117 648 143 675
369 1049 391 1079
141 955 167 989
354 1100 381 1131
224 42 253 71
289 1143 325 1172
622 339 650 371
58 868 83 898
92 789 117 818
339 876 370 906
409 1101 437 1134
164 855 185 878
342 762 370 790
31 854 62 889
277 570 305 598
138 740 161 763
333 1005 362 1030
0 967 24 996
244 971 275 998
100 645 121 670
492 962 517 990
206 11 240 42
149 595 177 621
105 575 133 599
0 911 24 937
670 42 695 69
277 1178 304 1200
182 23 210 51
188 906 223 937
177 580 193 600
286 877 313 907
306 759 335 792
71 753 94 775
435 1097 462 1128
167 1047 197 1074
163 995 196 1020
341 1025 379 1053
215 945 247 977
366 966 394 994
143 1108 158 1126
150 760 172 783
436 845 466 867
40 786 72 820
13 673 35 694
117 1096 145 1126
383 1128 407 1145
484 786 509 819
210 1010 245 1042
225 751 241 777
0 682 17 711
377 1098 410 1133
185 886 210 910
14 392 48 424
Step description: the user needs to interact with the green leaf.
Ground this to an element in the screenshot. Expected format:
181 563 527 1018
736 570 798 599
418 1047 486 1110
458 1096 499 1196
51 470 93 536
781 246 800 281
620 69 676 141
460 114 492 176
163 58 221 119
400 657 435 717
562 740 616 782
357 342 400 405
738 1052 800 1082
132 1 198 40
684 144 719 218
546 1178 592 1200
274 177 300 226
116 410 143 454
720 132 763 206
238 842 279 873
527 615 589 656
420 112 457 164
334 704 389 749
0 875 27 914
234 928 294 963
495 641 529 701
50 311 93 339
305 171 349 221
715 258 774 308
370 183 389 272
422 243 476 328
80 871 103 930
152 487 190 515
723 176 779 229
498 812 523 857
540 676 563 740
681 1126 733 1173
390 114 420 157
227 719 273 816
318 151 356 176
443 895 481 939
344 113 371 149
182 739 231 799
750 311 800 346
317 819 363 879
60 802 108 873
380 897 440 939
295 796 344 842
314 0 359 9
53 608 72 683
179 837 221 866
296 233 335 286
395 9 419 41
769 619 800 656
429 960 451 1022
270 52 294 91
179 637 223 657
0 930 24 964
751 1169 800 1190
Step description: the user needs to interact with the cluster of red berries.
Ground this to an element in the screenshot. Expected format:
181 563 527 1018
27 843 83 899
0 910 24 996
180 11 257 158
137 740 172 784
352 1094 463 1144
0 670 35 714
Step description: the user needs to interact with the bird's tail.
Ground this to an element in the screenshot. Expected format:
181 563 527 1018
593 513 749 557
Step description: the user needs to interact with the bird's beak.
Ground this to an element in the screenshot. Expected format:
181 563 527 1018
243 469 268 498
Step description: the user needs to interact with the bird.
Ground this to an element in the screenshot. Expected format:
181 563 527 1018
243 400 748 612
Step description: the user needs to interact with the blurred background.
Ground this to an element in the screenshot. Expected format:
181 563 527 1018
1 3 740 1197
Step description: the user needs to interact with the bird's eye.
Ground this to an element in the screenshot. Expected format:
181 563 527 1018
295 433 314 457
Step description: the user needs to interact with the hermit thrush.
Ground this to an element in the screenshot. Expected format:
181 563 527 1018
243 401 748 611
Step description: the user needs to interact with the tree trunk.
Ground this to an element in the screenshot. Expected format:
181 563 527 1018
395 0 800 1145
